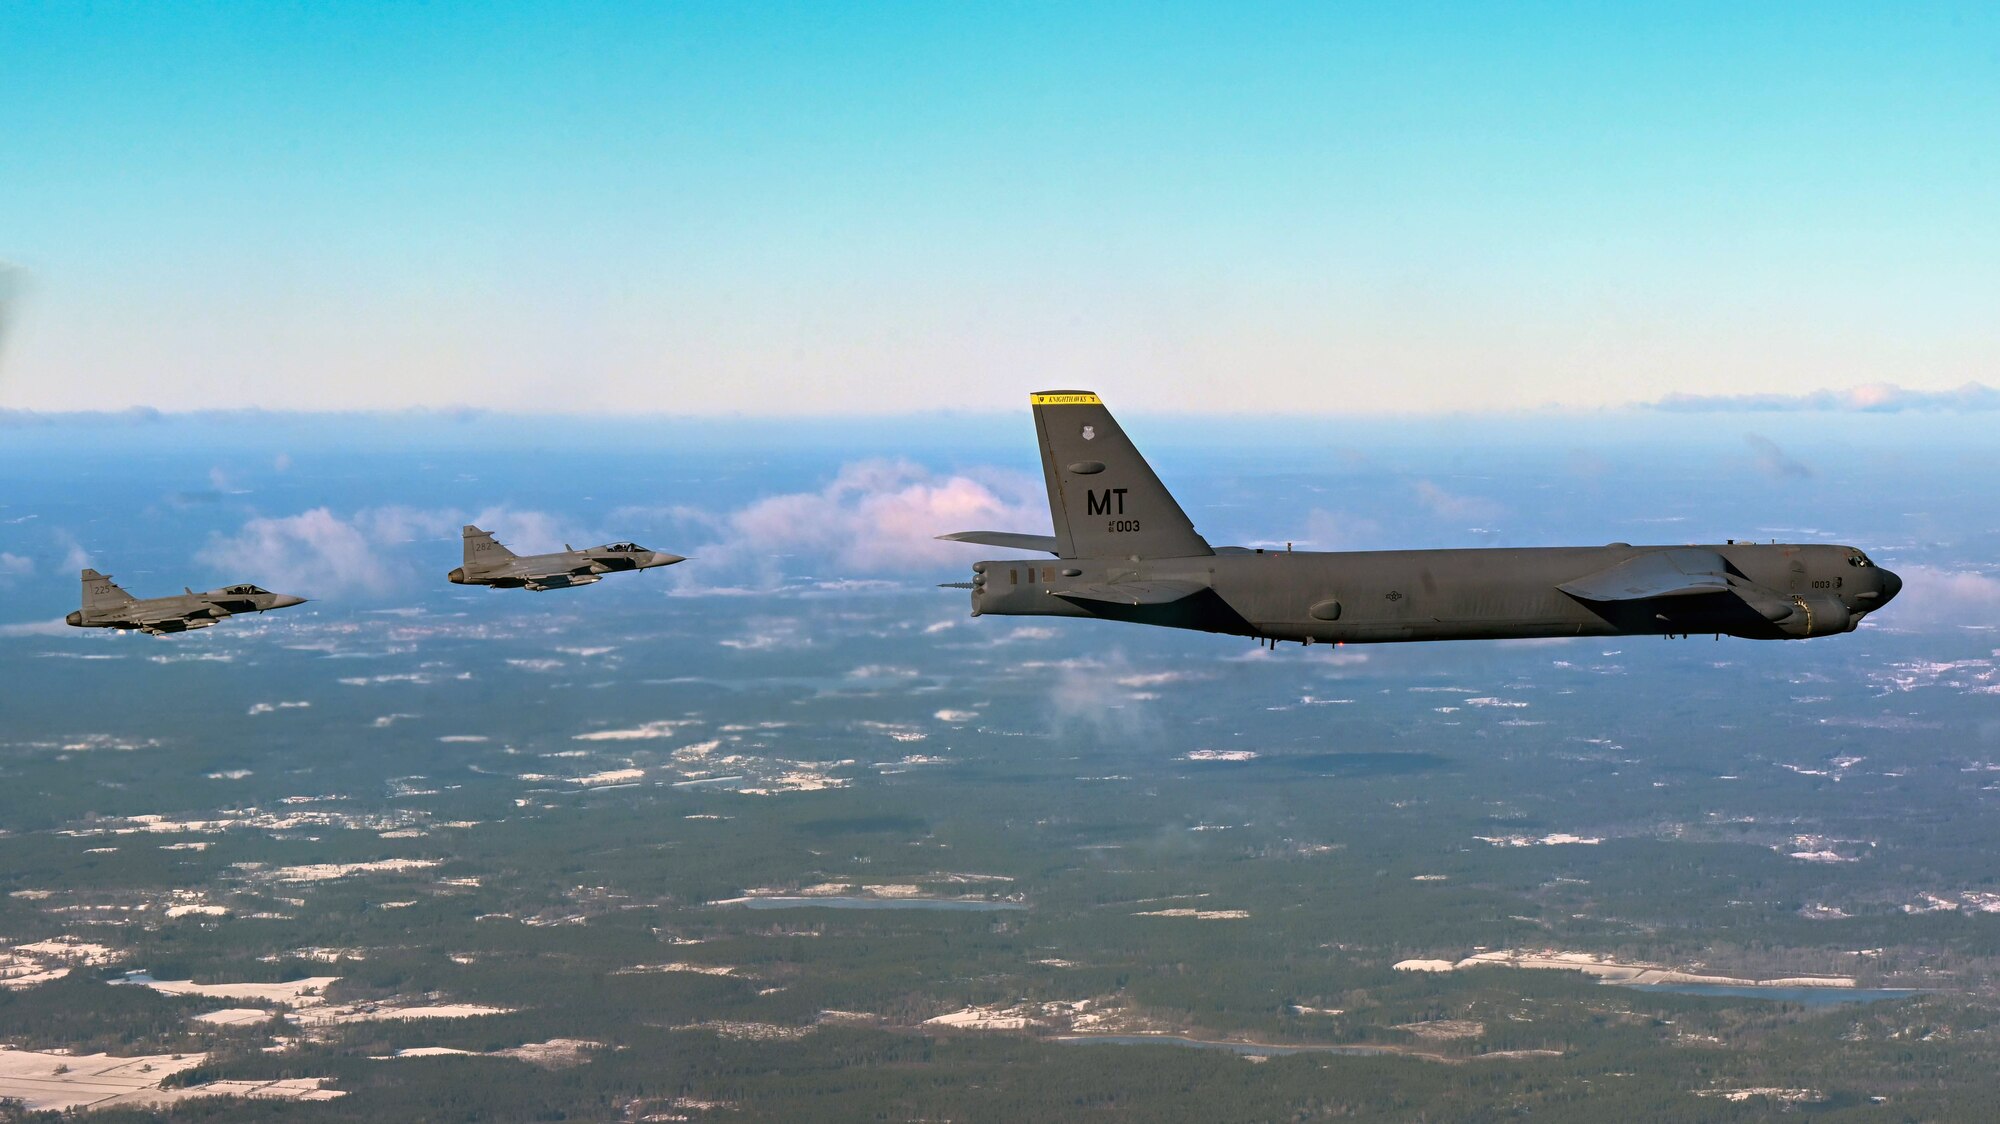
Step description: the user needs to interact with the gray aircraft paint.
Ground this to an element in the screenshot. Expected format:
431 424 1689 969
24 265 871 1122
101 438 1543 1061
943 392 1901 645
448 525 683 591
66 569 308 635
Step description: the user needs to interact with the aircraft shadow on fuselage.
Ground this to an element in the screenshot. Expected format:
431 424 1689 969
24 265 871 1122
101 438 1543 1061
1074 587 1256 633
1574 583 1801 639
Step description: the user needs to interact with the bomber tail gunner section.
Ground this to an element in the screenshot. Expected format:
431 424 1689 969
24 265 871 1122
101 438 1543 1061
65 569 309 636
447 524 684 592
942 392 1901 646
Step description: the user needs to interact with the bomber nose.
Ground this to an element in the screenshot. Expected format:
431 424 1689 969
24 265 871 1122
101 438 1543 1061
1877 567 1902 606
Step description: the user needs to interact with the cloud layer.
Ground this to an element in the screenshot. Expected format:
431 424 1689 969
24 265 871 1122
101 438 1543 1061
196 506 582 596
1652 382 2000 413
1878 566 2000 631
191 460 1045 599
680 459 1047 588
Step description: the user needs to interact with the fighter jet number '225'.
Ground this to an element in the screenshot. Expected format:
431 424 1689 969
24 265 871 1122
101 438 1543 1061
66 570 308 636
940 391 1901 646
447 525 683 592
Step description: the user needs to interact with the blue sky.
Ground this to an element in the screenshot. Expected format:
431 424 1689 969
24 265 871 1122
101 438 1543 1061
2 2 1994 413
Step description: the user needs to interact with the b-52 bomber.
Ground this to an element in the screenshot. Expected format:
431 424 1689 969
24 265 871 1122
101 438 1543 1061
942 392 1901 645
66 569 308 635
447 525 683 591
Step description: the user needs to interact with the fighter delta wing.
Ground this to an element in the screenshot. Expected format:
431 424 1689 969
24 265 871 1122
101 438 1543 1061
941 391 1902 646
66 569 308 636
448 525 683 592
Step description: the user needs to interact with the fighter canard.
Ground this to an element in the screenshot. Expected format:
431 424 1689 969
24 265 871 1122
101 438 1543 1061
941 392 1902 645
66 569 308 636
447 525 683 591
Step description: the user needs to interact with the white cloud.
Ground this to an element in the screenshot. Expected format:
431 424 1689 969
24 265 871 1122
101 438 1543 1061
1411 481 1504 522
681 459 1045 587
1744 433 1812 480
196 504 576 597
197 460 1032 600
1653 382 2000 413
198 507 392 596
0 618 71 636
1882 566 2000 630
1299 509 1387 550
0 552 31 580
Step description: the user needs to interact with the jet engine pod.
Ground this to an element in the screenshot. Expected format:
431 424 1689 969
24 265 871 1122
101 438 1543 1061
1776 594 1853 638
1309 599 1342 622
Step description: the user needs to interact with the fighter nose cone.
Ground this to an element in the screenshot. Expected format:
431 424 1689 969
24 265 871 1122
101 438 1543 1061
271 595 309 609
1877 568 1902 606
651 553 686 567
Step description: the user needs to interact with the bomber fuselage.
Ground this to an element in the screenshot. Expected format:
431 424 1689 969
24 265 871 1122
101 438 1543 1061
969 542 1899 643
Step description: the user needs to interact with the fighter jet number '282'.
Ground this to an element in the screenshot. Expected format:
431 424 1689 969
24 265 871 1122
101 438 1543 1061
942 392 1901 646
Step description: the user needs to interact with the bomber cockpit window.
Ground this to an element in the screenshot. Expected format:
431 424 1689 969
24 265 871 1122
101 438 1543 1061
1847 551 1873 568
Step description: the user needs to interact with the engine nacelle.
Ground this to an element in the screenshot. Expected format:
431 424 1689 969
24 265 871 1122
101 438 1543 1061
1774 594 1853 638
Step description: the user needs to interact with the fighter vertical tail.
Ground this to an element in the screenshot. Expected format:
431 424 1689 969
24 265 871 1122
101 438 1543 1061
1030 391 1212 560
81 568 135 609
462 525 517 571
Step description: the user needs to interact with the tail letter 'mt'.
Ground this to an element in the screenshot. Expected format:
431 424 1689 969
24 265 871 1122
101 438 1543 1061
1030 391 1211 560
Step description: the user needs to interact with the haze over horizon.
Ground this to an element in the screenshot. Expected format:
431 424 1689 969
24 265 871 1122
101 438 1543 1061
4 3 1995 415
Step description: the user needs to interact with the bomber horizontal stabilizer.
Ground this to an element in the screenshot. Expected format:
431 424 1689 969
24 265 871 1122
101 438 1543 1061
936 531 1061 555
1052 580 1207 607
1558 548 1732 601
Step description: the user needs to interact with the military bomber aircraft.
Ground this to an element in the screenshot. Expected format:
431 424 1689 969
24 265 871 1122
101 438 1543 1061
66 569 308 635
942 392 1901 645
447 525 683 591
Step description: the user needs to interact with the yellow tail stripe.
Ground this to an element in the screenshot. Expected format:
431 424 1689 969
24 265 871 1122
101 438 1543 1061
1029 392 1101 406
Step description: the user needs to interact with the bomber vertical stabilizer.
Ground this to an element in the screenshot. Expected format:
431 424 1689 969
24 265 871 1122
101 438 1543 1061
1030 391 1212 560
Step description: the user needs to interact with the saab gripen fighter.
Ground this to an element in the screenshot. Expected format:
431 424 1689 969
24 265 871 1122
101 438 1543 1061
941 392 1901 646
447 525 683 591
66 569 308 636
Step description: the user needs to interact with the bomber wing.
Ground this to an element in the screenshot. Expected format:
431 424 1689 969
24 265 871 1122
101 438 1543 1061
1051 580 1207 607
1557 548 1732 601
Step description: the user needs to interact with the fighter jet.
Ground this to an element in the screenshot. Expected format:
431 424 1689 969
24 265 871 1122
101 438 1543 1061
447 525 683 591
942 392 1901 645
66 569 308 635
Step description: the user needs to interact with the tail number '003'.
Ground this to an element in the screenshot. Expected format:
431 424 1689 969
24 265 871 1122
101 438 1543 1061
1107 519 1142 533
